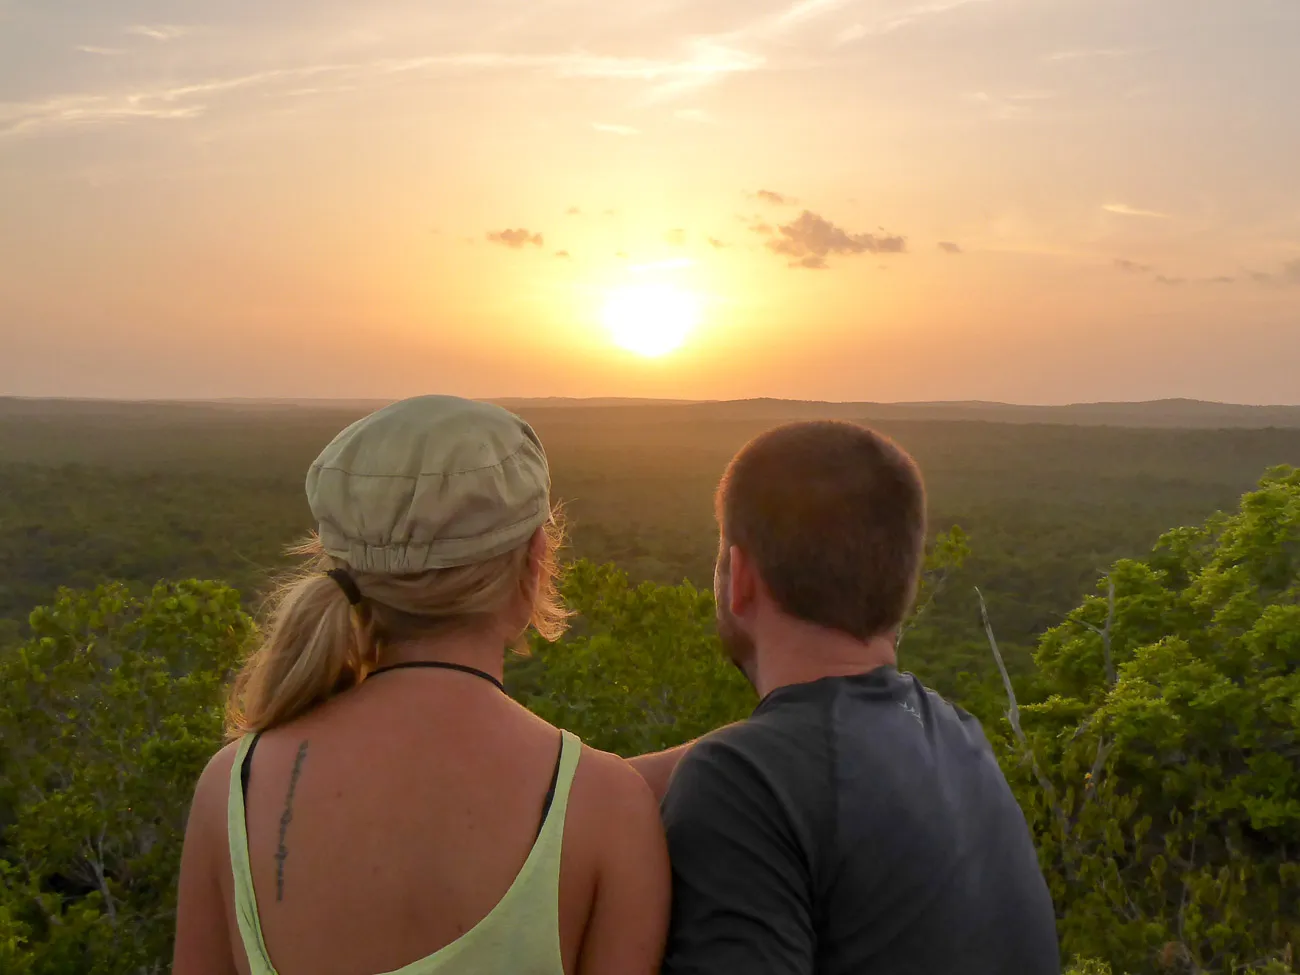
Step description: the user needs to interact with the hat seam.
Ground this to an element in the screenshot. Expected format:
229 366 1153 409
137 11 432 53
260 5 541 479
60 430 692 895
309 438 535 480
324 502 546 548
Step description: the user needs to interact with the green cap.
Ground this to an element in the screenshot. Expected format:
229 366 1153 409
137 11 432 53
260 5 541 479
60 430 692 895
306 395 551 573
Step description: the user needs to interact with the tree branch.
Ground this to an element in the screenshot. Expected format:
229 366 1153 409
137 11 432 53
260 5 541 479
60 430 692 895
89 826 117 924
975 587 1070 840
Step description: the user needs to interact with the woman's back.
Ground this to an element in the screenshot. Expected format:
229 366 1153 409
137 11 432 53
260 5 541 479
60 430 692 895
172 396 670 975
182 655 667 975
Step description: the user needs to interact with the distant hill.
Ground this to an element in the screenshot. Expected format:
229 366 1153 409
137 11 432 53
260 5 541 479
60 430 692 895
2 396 1299 429
502 397 1300 429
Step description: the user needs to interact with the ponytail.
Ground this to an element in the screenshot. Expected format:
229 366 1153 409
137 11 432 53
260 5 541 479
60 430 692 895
225 518 569 739
225 546 377 739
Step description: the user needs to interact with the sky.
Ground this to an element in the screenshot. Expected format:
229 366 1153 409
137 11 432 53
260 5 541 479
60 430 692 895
1 0 1298 404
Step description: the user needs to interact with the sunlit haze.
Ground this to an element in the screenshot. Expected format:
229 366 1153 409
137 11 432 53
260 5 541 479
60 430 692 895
1 0 1297 403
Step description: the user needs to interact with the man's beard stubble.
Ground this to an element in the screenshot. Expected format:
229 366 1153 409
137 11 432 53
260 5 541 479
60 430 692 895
714 554 758 691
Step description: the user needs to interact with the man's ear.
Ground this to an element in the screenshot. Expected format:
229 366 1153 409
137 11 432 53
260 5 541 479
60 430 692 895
727 544 759 617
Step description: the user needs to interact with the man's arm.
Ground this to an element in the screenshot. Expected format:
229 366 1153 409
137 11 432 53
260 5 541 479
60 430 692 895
629 723 742 803
628 742 693 803
659 736 816 975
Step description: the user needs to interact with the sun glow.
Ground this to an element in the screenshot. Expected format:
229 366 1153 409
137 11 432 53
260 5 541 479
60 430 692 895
601 283 701 357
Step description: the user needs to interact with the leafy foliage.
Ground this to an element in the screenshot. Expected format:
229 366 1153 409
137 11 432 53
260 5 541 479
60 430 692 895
0 582 252 974
997 467 1300 974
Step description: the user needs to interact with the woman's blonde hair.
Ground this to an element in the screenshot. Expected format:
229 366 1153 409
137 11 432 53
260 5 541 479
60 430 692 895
225 516 567 739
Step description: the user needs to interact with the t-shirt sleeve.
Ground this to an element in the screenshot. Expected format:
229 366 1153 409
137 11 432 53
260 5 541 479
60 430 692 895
659 734 816 975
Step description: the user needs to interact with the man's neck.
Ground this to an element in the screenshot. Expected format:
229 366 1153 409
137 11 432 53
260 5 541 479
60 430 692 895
749 620 898 700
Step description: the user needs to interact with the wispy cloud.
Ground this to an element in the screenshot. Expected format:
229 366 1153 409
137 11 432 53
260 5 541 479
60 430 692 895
708 237 728 249
75 45 126 56
566 206 582 216
1114 258 1153 273
1154 274 1185 286
963 89 1055 121
754 189 794 205
835 23 868 45
0 66 352 138
1103 203 1171 219
554 250 571 259
593 122 639 135
486 228 544 248
765 210 906 269
1248 258 1300 287
125 25 194 41
836 0 993 45
938 241 963 254
1045 48 1136 62
1 42 766 139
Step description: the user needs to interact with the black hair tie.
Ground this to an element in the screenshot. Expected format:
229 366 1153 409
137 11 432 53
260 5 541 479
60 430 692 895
326 568 363 605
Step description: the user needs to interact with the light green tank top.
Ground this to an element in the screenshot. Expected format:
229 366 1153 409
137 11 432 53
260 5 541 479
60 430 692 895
226 730 582 975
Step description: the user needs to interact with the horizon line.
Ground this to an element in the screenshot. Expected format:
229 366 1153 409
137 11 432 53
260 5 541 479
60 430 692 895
3 394 1300 410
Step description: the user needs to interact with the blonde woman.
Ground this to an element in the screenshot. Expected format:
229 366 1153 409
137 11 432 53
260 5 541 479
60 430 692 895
173 396 670 975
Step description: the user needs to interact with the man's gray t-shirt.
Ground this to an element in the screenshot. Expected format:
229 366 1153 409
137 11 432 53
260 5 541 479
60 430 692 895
660 666 1060 975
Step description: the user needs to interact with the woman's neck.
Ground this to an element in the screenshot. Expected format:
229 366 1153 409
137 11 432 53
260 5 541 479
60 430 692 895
376 625 509 685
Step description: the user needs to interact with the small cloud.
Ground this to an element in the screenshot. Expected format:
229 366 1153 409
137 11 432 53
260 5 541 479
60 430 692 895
1155 275 1185 286
962 90 1044 121
674 108 714 123
1045 48 1135 62
1203 276 1235 285
754 189 793 205
603 208 618 217
1103 203 1171 219
835 23 868 45
566 206 581 216
125 24 192 41
486 228 544 248
615 250 628 258
665 228 687 246
1250 259 1300 287
593 122 639 136
750 221 774 235
76 45 126 55
555 250 571 259
765 210 906 269
1114 258 1153 274
708 237 728 249
938 241 963 254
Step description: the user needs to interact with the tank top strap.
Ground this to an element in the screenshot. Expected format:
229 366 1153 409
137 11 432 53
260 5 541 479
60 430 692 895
539 730 582 842
226 733 277 975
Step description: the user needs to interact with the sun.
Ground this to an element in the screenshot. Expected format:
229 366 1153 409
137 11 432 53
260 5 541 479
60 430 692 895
601 283 701 357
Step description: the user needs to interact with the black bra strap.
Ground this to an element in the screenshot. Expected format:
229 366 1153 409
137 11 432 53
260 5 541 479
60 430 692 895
240 733 261 804
367 660 506 693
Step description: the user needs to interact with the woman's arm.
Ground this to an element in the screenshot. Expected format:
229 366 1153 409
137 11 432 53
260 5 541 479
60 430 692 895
173 745 241 975
577 755 672 975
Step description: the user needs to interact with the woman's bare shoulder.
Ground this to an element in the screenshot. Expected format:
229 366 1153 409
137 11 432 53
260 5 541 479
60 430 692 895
569 743 662 833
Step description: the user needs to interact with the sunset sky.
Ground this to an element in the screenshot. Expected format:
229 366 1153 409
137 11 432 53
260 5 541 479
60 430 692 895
1 0 1297 404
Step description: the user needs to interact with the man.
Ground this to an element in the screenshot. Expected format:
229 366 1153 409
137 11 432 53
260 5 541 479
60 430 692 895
631 420 1060 975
